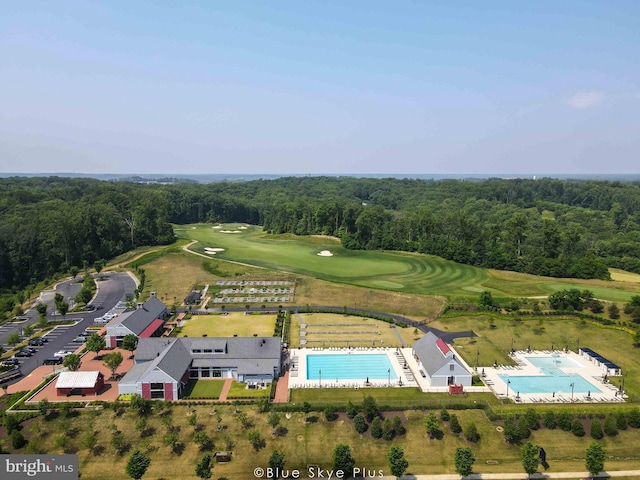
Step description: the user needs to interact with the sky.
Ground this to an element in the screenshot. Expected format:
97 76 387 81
1 0 638 175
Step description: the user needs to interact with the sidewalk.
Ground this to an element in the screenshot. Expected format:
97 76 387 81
387 470 640 479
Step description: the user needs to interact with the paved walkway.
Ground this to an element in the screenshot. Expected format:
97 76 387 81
218 378 233 401
389 470 640 479
272 371 290 403
391 324 407 347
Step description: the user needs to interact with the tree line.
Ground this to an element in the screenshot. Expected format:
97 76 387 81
3 175 640 295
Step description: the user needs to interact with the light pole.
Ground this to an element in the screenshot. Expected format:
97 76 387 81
319 369 322 388
511 338 515 354
506 377 510 398
388 368 390 387
570 382 575 402
476 350 480 372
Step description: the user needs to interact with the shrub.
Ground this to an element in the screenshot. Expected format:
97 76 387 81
346 400 358 419
440 407 450 421
558 411 573 431
464 422 480 443
523 408 539 430
449 414 462 433
324 405 338 422
543 411 557 429
604 414 618 437
590 419 604 439
616 411 628 430
10 430 26 449
392 416 406 436
370 417 383 439
353 414 368 434
571 419 585 437
382 418 394 441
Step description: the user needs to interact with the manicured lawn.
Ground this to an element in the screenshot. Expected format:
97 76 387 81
227 381 269 398
183 379 225 399
180 312 276 337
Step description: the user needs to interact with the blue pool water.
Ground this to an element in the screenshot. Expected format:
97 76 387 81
499 374 601 394
526 356 583 369
306 354 397 380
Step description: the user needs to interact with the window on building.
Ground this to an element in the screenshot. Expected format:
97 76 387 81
212 368 222 378
192 349 202 354
203 349 213 353
449 364 455 371
150 383 165 399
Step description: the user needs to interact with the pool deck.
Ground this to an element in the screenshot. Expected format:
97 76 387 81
482 350 625 404
287 347 489 394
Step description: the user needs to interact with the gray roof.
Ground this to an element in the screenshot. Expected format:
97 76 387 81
121 297 167 335
413 332 467 377
128 336 282 384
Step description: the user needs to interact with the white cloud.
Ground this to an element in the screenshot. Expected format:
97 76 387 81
564 91 605 109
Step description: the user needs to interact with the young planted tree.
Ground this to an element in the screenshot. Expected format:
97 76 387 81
464 422 480 443
425 412 441 439
7 332 21 346
195 453 213 480
103 351 124 378
346 400 358 418
387 445 409 478
122 334 138 358
449 413 462 434
454 446 475 478
247 429 264 450
521 441 540 478
371 417 383 439
585 441 606 479
268 450 286 474
63 354 82 371
332 444 355 478
353 413 368 434
86 333 106 358
36 302 47 317
362 395 379 422
590 419 604 439
125 450 151 480
268 411 281 434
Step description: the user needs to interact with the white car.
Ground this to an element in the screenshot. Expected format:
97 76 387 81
54 350 74 358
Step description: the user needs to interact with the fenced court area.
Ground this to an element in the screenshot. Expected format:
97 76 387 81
289 312 416 349
178 312 276 338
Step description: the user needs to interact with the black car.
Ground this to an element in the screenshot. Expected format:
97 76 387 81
79 331 93 337
24 347 37 354
15 350 32 357
29 338 45 346
43 357 63 366
83 304 96 312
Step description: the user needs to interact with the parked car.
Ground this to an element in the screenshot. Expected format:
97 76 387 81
93 316 109 324
15 350 32 357
24 347 38 354
53 350 74 358
83 304 96 311
79 331 93 337
71 336 87 343
29 338 45 346
43 357 63 365
2 358 21 366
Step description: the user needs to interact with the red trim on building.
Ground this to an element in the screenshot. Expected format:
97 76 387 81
110 336 117 348
436 338 451 355
139 318 165 338
164 383 173 400
141 382 151 399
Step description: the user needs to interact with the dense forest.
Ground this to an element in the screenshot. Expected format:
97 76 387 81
2 176 640 295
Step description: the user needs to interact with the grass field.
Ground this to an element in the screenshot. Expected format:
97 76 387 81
175 224 640 301
180 312 276 337
290 312 419 348
182 379 225 399
11 401 640 478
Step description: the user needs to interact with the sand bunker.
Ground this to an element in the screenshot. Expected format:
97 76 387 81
204 247 225 252
220 230 242 233
212 225 222 229
317 250 334 257
239 226 247 230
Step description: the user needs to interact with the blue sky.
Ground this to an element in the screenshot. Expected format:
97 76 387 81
1 1 638 175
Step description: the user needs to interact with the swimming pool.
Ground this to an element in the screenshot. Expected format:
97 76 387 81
499 374 601 394
526 356 583 369
306 354 397 380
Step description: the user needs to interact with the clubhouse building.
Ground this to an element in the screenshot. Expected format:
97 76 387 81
118 336 282 400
